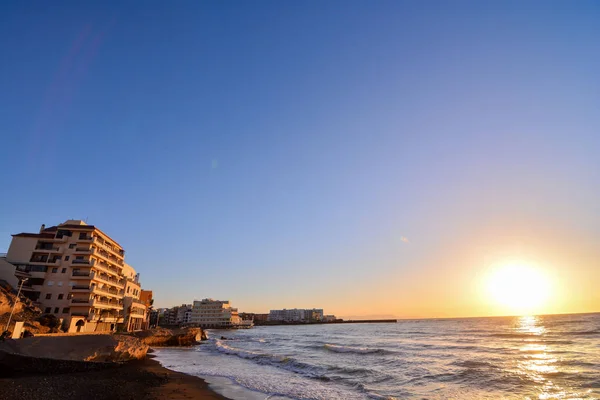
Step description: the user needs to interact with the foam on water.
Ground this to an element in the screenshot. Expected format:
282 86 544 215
154 313 600 400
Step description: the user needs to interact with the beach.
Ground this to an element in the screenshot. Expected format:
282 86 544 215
0 355 228 400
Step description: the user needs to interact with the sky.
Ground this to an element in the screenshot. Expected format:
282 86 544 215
1 1 599 318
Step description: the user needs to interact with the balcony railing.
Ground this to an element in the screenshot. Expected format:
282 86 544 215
93 285 121 297
35 245 60 251
72 285 91 290
72 271 91 277
93 273 125 288
72 259 91 265
93 237 125 260
92 299 123 309
77 236 93 242
71 298 91 304
74 247 92 253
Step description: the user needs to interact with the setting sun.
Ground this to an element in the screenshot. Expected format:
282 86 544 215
486 262 552 315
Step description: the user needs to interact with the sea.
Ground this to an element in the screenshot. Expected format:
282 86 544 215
153 313 600 399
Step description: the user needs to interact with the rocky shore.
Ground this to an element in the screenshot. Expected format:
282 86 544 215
0 327 227 399
0 355 228 400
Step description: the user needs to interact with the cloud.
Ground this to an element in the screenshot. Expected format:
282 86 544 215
400 236 409 243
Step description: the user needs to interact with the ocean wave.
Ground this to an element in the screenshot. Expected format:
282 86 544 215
489 333 540 338
566 329 600 336
324 344 389 354
451 360 496 369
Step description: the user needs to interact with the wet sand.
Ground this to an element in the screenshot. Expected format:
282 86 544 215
0 356 229 400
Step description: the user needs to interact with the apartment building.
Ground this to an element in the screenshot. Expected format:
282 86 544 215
268 308 324 322
191 298 242 328
122 263 148 331
2 220 149 333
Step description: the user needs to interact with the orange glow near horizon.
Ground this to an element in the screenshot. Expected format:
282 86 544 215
483 262 553 316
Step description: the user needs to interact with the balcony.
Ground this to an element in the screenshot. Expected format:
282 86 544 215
132 298 146 306
72 271 92 279
92 251 122 274
76 235 93 242
73 247 92 254
71 298 91 305
92 298 123 309
71 285 91 291
93 237 125 261
72 258 92 265
34 245 61 252
92 273 125 289
92 285 122 298
95 262 121 277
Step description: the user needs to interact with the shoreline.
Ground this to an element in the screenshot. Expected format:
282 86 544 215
0 354 230 400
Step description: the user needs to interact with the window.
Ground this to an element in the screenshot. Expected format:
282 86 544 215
54 307 59 313
61 268 66 273
45 293 52 299
44 307 51 313
67 294 73 300
79 232 88 239
58 294 64 300
65 256 70 261
57 282 63 287
63 308 70 314
75 256 83 260
52 267 58 273
69 244 76 249
47 281 54 286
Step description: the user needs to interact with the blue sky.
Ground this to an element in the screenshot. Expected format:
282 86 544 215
1 1 599 317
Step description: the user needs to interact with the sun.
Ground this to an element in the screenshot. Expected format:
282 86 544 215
486 262 552 315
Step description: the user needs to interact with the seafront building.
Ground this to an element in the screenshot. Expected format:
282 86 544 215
191 298 242 328
268 308 324 322
0 220 151 333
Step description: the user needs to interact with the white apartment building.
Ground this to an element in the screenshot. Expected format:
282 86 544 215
191 298 241 328
268 308 324 322
1 220 150 333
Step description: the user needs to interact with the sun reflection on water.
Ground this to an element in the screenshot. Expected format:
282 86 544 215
515 316 572 400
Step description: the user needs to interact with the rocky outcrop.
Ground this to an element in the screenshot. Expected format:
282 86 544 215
0 334 149 375
129 327 205 346
0 282 60 335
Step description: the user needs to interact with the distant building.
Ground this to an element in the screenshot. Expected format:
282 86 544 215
253 313 269 322
268 308 324 322
176 304 193 325
323 315 337 322
191 298 241 328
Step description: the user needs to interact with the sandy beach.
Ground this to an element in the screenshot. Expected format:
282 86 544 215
0 355 229 400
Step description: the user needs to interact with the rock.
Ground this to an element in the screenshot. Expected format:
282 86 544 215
129 327 205 346
0 334 149 374
0 284 46 335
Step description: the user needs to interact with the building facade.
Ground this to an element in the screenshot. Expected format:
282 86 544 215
2 220 150 333
191 298 241 328
122 263 148 331
268 308 324 322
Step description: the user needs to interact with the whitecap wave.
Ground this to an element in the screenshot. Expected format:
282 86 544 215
324 343 387 354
